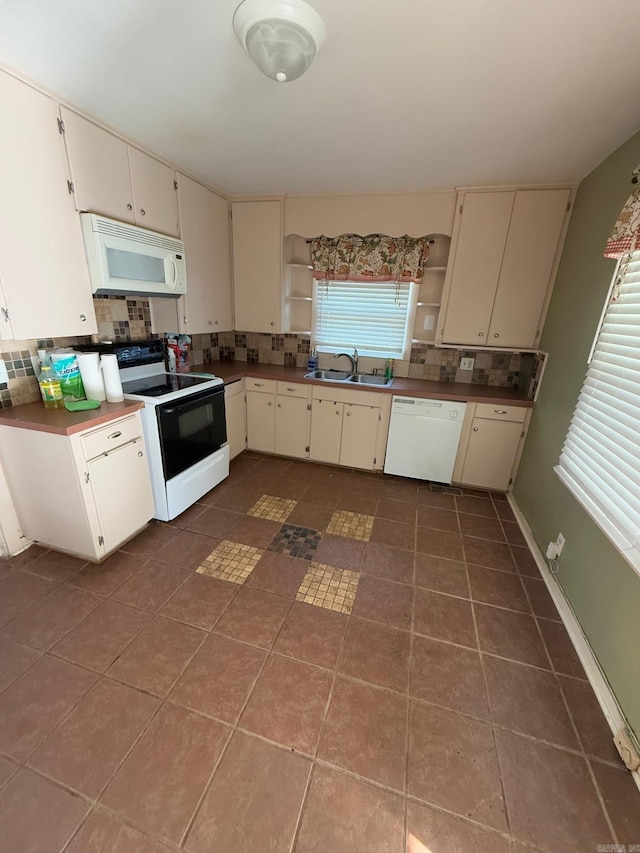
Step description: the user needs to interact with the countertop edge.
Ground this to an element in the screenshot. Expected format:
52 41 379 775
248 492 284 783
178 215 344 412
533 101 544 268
0 400 145 435
197 361 534 408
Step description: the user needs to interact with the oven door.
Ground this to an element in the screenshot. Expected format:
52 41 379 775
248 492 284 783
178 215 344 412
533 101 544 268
156 385 227 480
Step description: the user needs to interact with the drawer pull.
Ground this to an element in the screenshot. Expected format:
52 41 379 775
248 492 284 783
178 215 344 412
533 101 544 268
494 410 507 415
286 386 296 391
254 382 264 387
108 431 122 439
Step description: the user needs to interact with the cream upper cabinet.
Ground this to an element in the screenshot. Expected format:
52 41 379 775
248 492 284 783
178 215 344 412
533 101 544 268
175 174 232 333
0 71 97 340
128 146 179 237
438 189 570 349
61 107 179 237
232 200 282 332
60 107 135 224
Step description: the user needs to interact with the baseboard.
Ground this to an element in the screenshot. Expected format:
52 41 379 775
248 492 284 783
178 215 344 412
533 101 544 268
507 493 640 794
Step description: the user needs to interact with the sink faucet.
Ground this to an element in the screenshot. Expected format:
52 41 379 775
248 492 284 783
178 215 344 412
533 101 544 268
334 348 358 373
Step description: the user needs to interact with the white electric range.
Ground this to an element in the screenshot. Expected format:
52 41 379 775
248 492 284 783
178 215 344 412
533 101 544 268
78 339 229 521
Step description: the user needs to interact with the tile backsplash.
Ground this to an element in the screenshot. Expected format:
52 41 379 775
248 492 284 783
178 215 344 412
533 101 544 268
0 295 544 408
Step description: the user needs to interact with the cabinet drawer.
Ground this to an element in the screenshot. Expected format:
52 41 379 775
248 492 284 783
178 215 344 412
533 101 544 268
246 377 277 394
81 415 142 460
276 381 311 399
474 403 527 423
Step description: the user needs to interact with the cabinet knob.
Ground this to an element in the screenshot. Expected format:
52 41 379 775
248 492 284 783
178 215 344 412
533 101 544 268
208 320 213 325
138 450 144 457
215 320 219 325
127 203 133 211
268 401 272 406
270 321 275 326
277 403 282 407
473 427 479 431
80 314 86 321
336 410 340 415
493 333 499 338
478 332 484 337
183 317 188 325
346 411 351 416
140 209 146 216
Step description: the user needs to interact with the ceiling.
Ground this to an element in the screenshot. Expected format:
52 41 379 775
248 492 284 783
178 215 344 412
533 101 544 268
0 0 639 197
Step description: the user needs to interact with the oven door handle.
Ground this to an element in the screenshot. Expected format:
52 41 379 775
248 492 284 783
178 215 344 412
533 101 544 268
159 395 220 417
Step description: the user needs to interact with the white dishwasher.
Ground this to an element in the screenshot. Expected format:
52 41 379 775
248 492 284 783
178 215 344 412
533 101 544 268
384 396 467 484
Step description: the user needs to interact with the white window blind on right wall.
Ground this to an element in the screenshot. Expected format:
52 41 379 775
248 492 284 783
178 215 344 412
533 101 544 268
555 250 640 576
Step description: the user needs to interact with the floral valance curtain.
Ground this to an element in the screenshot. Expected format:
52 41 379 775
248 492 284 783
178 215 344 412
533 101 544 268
310 234 430 283
604 175 640 259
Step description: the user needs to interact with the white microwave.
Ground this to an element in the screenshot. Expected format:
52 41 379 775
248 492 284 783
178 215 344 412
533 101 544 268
80 213 187 298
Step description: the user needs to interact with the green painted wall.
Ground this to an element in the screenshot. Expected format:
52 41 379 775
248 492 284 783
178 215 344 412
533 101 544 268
514 129 640 739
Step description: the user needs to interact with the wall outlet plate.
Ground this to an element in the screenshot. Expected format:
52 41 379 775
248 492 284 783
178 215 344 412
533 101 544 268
460 357 475 371
423 315 435 331
0 359 8 385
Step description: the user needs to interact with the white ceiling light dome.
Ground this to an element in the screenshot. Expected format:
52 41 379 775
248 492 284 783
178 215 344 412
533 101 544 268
233 0 326 83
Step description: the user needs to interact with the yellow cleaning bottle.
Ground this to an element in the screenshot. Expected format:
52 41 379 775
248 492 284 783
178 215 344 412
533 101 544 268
38 365 64 409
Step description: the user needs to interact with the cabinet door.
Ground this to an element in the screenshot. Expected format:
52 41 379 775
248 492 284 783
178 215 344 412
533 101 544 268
232 200 282 332
309 399 343 464
88 437 154 552
440 192 514 345
128 147 179 237
340 404 379 470
488 189 570 348
177 174 232 333
459 418 523 491
275 395 309 458
225 384 247 459
60 107 135 223
0 70 97 340
246 391 276 452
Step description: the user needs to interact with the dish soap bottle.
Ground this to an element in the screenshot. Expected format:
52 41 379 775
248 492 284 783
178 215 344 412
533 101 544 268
38 365 64 409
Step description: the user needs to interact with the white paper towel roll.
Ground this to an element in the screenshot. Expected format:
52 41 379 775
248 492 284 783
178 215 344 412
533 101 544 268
101 354 124 403
77 352 106 401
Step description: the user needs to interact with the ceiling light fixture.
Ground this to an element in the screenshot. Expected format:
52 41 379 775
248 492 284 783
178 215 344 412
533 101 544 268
233 0 326 83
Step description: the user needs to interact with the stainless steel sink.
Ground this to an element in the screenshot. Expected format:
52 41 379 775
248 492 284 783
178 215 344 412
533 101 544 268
347 373 393 386
304 369 352 381
304 369 393 387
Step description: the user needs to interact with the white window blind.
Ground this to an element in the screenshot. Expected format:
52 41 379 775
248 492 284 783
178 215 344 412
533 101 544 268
313 280 414 358
555 250 640 575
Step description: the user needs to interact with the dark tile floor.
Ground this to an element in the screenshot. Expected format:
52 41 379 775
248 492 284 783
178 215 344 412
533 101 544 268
0 451 639 852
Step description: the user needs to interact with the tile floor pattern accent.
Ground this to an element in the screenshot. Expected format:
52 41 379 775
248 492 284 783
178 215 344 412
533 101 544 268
247 493 297 523
326 509 375 541
0 450 639 853
195 540 264 584
295 562 361 614
268 523 322 560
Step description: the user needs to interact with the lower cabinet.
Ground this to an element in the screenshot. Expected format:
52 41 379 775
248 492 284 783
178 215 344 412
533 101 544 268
224 379 247 460
309 388 388 471
246 378 310 458
453 403 530 491
0 411 154 561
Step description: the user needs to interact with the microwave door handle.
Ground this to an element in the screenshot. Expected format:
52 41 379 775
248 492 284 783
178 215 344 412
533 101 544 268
165 258 178 289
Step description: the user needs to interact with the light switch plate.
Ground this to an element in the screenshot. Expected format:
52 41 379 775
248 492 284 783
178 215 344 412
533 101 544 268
460 357 475 371
423 315 435 331
0 359 8 385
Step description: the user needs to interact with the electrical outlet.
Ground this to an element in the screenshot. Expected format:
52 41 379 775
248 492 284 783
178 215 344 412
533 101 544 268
556 533 565 557
423 315 435 331
460 357 475 371
614 729 640 771
0 359 8 385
